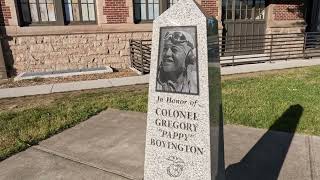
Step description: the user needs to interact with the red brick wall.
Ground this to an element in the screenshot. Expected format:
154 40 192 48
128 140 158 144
273 4 303 21
271 0 304 21
103 0 129 24
201 0 218 17
0 0 12 26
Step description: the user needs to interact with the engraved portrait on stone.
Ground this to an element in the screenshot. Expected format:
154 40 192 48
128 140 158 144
156 26 199 95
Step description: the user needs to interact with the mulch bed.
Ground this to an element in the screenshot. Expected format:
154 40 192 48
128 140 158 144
0 69 138 89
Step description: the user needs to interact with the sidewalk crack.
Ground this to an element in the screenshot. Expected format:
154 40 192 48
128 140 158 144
307 136 315 180
32 146 138 180
50 84 55 93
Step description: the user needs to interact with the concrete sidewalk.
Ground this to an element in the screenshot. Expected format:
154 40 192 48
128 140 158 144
0 75 149 99
1 58 320 99
0 109 319 180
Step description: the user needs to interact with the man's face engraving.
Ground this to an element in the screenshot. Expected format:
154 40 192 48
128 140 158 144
156 28 199 95
162 41 187 73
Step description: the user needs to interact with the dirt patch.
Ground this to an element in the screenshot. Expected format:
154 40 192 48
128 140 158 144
0 69 137 89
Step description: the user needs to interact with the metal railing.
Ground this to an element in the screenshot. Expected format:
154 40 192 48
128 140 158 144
129 32 320 73
220 32 320 66
129 39 151 74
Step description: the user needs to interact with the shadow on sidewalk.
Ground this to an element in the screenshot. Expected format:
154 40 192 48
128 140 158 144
225 104 304 180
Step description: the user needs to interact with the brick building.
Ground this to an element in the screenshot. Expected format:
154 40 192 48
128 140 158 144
0 0 317 77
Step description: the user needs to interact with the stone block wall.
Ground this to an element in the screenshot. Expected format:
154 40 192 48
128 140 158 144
270 33 305 60
264 26 305 61
2 32 152 76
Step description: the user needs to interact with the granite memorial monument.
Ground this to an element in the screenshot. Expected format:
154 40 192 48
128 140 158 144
144 0 225 179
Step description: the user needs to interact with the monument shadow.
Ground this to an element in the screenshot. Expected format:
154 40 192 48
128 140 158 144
0 2 16 77
226 104 303 180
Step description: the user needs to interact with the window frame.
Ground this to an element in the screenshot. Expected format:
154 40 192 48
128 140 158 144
167 0 178 8
15 0 97 27
63 0 97 25
222 0 266 22
134 0 176 23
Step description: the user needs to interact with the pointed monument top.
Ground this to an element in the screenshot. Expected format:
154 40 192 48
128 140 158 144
154 0 207 26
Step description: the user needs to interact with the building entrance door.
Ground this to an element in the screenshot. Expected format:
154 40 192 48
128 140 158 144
222 0 266 54
306 0 320 32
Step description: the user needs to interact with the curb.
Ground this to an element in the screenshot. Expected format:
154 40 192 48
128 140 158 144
1 58 320 99
0 75 149 99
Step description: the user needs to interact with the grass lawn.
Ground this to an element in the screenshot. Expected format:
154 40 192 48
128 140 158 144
222 65 320 135
1 65 320 160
